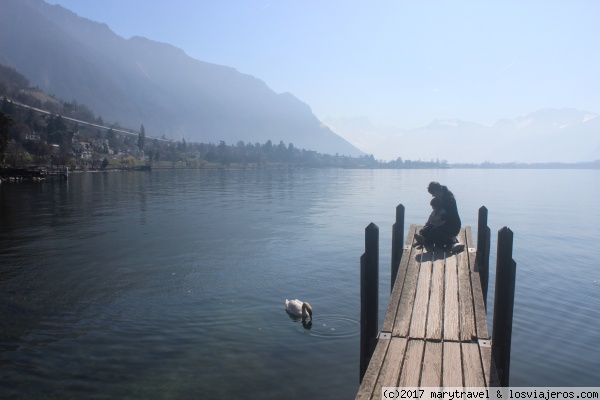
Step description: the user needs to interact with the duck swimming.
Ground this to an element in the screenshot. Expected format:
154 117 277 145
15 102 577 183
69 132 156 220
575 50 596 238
285 299 313 320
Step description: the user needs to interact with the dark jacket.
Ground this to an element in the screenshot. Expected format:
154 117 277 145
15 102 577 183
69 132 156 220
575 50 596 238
439 193 461 236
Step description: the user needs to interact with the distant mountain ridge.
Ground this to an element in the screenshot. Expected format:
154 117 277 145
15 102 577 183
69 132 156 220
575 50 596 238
0 0 363 156
325 108 600 163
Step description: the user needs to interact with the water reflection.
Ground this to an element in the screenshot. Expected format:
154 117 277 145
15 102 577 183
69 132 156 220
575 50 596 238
286 312 313 330
302 319 313 330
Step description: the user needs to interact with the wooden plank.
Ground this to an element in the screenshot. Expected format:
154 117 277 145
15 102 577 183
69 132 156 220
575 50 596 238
444 252 460 341
399 339 425 387
409 249 433 338
373 338 408 396
356 338 391 400
462 342 486 387
382 225 417 333
420 341 443 388
464 226 490 339
462 227 475 273
457 244 477 342
479 342 496 387
426 248 445 340
392 243 423 337
443 341 463 387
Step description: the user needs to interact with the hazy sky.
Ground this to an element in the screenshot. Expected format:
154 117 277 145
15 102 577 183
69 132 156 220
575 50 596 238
46 0 600 129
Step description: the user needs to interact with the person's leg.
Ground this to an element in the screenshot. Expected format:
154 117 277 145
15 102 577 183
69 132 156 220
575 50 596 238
426 227 454 247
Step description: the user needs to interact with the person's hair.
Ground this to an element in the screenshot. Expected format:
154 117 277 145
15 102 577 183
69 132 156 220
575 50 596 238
427 181 442 194
427 181 454 198
430 197 443 209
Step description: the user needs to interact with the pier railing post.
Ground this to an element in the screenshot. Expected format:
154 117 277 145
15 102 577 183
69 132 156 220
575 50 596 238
477 206 491 309
360 222 379 383
492 227 516 387
391 204 405 292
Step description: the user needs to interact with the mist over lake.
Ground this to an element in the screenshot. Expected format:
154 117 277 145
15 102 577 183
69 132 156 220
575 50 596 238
1 168 599 399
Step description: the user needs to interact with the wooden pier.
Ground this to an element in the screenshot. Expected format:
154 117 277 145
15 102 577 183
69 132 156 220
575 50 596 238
357 206 516 398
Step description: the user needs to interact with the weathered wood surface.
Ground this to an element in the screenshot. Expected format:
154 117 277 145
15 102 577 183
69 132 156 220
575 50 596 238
356 226 498 399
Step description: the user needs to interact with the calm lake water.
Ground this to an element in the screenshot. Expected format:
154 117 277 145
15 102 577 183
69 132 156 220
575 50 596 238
1 168 599 399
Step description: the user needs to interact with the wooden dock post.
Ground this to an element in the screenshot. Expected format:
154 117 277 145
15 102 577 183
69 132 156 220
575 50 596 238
360 223 379 383
492 227 516 387
477 206 491 309
390 204 405 291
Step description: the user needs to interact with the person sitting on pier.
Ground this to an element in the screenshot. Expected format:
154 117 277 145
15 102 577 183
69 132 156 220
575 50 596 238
415 181 464 253
420 196 446 238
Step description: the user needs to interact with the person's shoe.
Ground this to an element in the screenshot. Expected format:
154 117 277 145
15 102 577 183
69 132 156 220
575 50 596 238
451 243 465 253
414 233 425 244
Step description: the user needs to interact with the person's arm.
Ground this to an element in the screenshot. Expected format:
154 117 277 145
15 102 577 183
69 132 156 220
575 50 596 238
433 210 446 226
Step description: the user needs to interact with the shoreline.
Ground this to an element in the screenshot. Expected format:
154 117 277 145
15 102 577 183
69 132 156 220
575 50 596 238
2 161 600 183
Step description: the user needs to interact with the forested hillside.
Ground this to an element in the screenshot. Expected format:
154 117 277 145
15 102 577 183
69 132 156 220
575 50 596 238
0 64 377 170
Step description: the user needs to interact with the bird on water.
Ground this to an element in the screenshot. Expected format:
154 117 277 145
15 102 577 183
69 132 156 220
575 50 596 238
285 299 313 320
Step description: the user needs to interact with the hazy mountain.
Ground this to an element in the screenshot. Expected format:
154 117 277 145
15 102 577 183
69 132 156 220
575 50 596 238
326 109 600 163
321 116 404 155
0 0 363 156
